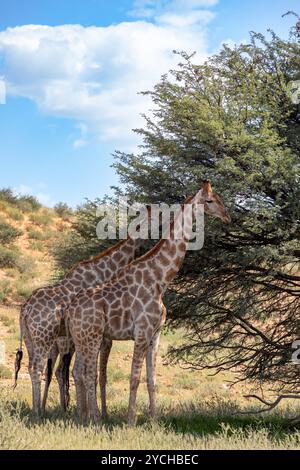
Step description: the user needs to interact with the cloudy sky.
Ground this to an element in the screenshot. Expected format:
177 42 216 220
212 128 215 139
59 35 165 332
0 0 298 206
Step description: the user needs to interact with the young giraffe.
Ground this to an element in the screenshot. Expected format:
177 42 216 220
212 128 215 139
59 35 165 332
66 181 231 425
16 209 151 417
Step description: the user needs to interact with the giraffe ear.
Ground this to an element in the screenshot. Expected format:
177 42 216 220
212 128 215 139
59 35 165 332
202 179 212 194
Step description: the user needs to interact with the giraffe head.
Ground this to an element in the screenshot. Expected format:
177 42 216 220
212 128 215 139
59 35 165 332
198 180 231 223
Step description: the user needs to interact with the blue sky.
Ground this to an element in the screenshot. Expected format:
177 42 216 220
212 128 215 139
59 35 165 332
0 0 298 207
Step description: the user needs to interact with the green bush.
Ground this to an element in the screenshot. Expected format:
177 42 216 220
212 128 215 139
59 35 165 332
0 247 19 269
54 202 73 220
15 255 36 274
15 281 34 300
0 364 12 379
0 188 17 205
30 212 53 227
27 227 54 241
0 188 41 212
4 206 24 221
0 280 13 303
16 195 41 212
29 240 44 251
0 222 22 245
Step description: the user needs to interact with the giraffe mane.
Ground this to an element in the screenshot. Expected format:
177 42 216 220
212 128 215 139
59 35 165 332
67 238 130 274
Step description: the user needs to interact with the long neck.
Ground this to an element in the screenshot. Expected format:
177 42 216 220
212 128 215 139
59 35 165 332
144 192 203 292
64 236 138 291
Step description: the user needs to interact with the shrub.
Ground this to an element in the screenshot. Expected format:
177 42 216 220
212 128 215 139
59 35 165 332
27 227 54 241
15 281 34 300
0 280 13 303
0 247 19 269
4 206 24 221
0 188 17 205
15 255 36 274
16 195 41 212
29 240 44 251
0 222 22 245
30 212 53 227
54 202 73 220
0 364 12 379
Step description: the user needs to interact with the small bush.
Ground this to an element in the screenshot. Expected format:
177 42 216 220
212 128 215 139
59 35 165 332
29 240 44 251
30 212 53 227
54 202 73 220
0 280 13 303
17 195 41 212
15 281 33 300
0 188 17 205
4 206 24 221
16 255 36 274
0 222 22 245
0 364 12 379
27 227 54 241
0 247 19 269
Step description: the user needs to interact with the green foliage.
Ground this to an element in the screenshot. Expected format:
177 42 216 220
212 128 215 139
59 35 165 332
15 255 36 275
52 199 114 272
30 211 53 227
112 25 300 395
0 222 22 246
54 202 73 220
0 365 12 379
0 188 41 212
0 247 20 269
3 206 24 221
0 280 13 304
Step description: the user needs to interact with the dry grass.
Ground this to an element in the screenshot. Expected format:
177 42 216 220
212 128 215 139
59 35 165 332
1 306 300 450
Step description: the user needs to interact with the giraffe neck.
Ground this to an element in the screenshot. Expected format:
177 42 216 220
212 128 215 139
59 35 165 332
63 236 138 292
137 191 204 292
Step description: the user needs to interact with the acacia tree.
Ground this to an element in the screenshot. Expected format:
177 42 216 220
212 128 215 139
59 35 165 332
113 22 300 409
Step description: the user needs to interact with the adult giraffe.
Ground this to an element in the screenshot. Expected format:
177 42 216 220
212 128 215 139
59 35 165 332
66 181 231 425
15 208 152 417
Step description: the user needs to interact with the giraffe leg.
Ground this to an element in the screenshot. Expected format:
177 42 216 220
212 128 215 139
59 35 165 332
146 331 160 420
55 339 75 411
128 335 148 427
82 345 102 425
72 351 88 422
41 342 59 413
99 337 112 419
30 343 51 418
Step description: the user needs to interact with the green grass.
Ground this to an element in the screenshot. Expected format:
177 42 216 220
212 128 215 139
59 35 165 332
0 364 12 379
0 391 300 450
1 306 300 450
30 212 53 227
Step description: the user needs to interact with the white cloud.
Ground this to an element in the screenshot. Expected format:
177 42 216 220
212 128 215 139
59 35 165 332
0 2 216 148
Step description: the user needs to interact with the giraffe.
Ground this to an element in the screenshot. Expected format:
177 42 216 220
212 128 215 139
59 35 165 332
15 208 152 418
65 181 231 426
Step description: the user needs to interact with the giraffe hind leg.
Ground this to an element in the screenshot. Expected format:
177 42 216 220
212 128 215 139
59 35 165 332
99 337 112 419
41 342 59 413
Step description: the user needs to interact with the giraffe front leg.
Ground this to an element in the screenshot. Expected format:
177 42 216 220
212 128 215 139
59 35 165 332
72 351 88 423
82 346 102 425
30 343 51 418
146 331 161 420
128 336 148 427
41 342 59 413
99 337 112 419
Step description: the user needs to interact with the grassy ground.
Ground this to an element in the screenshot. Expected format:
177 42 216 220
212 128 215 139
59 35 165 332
1 306 300 450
